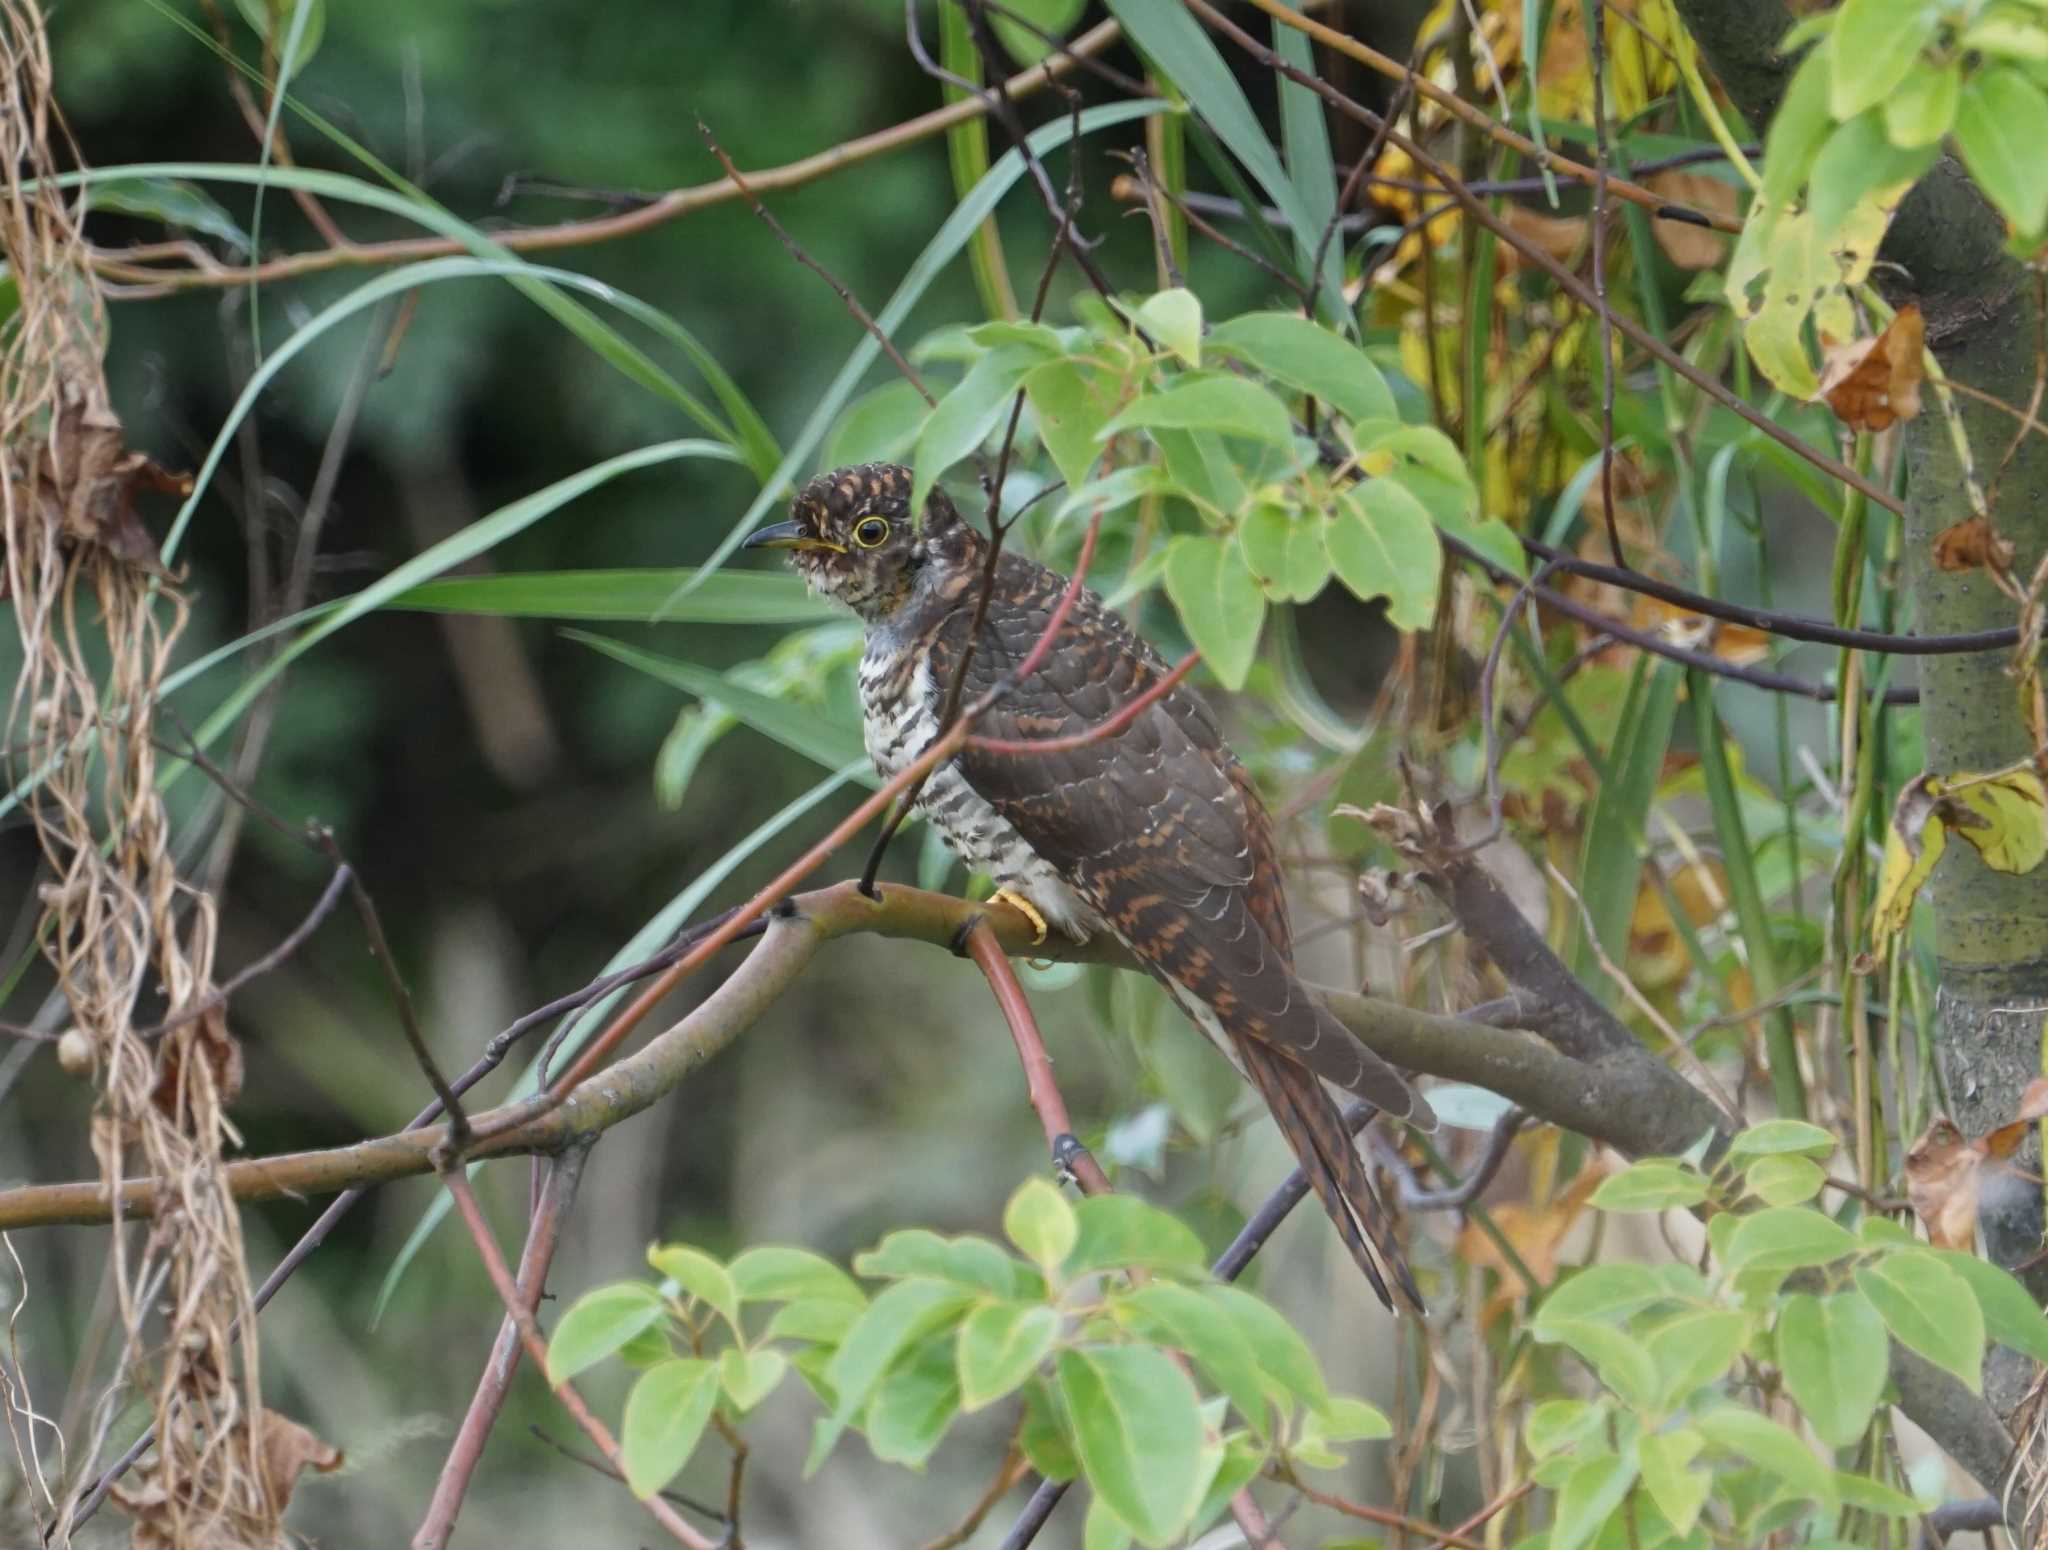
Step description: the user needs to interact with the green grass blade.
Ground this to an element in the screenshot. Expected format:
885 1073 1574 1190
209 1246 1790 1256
370 759 867 1324
1107 0 1324 288
70 164 774 490
1689 672 1807 1118
567 631 872 781
385 569 836 624
1570 657 1681 984
942 0 1019 320
1271 17 1345 326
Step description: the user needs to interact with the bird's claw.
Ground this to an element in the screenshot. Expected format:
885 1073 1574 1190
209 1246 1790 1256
990 888 1049 947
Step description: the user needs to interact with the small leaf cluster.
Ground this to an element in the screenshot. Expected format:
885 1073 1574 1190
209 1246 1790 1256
546 1179 1393 1549
847 287 1521 689
1515 1120 2048 1549
1762 0 2048 245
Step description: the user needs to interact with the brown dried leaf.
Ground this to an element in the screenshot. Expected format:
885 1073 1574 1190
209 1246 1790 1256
255 1407 344 1510
1499 203 1588 266
33 394 183 569
1646 170 1736 269
152 1002 245 1123
1905 1118 1986 1249
1933 513 2018 576
1815 303 1925 432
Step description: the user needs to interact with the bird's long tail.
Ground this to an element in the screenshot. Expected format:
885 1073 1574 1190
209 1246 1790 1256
1237 1036 1423 1313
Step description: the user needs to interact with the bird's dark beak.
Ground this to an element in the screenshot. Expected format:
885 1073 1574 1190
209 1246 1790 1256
744 520 843 554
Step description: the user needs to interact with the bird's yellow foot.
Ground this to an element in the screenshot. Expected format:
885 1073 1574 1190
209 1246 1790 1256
990 888 1049 947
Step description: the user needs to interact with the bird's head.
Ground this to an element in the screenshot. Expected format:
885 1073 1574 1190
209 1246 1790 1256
744 462 976 623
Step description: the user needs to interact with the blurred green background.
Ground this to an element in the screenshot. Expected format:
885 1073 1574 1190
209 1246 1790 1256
1 2 1442 1544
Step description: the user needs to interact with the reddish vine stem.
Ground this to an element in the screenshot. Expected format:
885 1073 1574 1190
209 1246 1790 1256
440 1167 713 1549
413 1143 592 1550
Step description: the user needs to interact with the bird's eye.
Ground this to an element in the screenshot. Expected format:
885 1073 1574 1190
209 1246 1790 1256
853 516 891 548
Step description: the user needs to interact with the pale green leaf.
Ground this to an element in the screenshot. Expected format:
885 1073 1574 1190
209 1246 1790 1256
621 1357 719 1498
648 1245 739 1330
1058 1344 1207 1545
1101 374 1297 447
545 1283 663 1384
1856 1251 1985 1390
1208 312 1396 423
1163 533 1266 690
1777 1290 1888 1447
1004 1178 1080 1270
958 1301 1062 1411
1954 67 2048 234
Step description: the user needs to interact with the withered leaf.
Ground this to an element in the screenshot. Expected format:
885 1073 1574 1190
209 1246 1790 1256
1933 513 2017 576
255 1407 344 1509
1816 303 1925 432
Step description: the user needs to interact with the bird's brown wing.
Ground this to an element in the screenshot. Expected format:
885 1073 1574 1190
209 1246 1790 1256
926 551 1433 1129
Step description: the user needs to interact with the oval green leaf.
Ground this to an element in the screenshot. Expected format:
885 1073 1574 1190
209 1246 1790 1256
1777 1290 1888 1447
620 1357 719 1498
1856 1251 1985 1390
1058 1344 1207 1545
545 1282 664 1384
957 1300 1061 1411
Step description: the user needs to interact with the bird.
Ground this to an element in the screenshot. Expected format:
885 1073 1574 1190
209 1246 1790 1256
745 462 1436 1309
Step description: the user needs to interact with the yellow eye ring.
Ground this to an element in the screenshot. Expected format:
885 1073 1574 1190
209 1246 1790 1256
853 516 891 548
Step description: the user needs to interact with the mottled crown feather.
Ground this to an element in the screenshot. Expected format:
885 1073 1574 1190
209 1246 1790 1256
791 462 964 539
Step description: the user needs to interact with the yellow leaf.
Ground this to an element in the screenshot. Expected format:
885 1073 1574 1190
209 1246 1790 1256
1727 193 1902 398
1871 774 1947 954
1941 766 2048 874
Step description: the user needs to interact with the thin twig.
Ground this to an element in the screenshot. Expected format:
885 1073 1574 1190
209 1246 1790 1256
699 122 935 407
87 18 1131 289
440 1168 714 1548
137 864 351 1041
414 1142 592 1550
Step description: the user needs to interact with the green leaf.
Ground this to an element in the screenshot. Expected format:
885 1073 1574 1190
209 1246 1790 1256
1026 359 1116 492
620 1357 719 1498
1637 1429 1708 1536
1933 1249 2048 1363
648 1245 739 1331
1155 426 1249 518
1725 1120 1838 1163
1551 1450 1639 1550
1209 313 1396 424
89 177 250 253
1954 67 2048 234
1528 1398 1607 1457
1883 62 1959 148
989 0 1088 64
1065 1196 1211 1277
957 1301 1061 1411
1833 1468 1926 1517
1021 1375 1082 1481
855 1231 1040 1298
824 380 930 470
912 345 1044 518
1856 1251 1985 1390
765 1298 863 1346
234 0 325 73
570 633 869 781
1185 1434 1266 1540
866 1333 962 1468
1760 48 1835 215
1589 1160 1709 1212
1806 113 1936 239
1695 1405 1838 1509
810 1279 974 1473
1535 1264 1668 1329
1721 1207 1858 1274
1646 1308 1748 1406
728 1246 865 1306
1827 0 1937 118
719 1346 790 1412
1163 533 1266 690
1005 1178 1081 1270
1777 1291 1887 1447
1239 502 1332 603
545 1283 663 1383
1203 1285 1330 1414
1084 1497 1137 1550
1327 480 1441 630
1101 374 1297 447
1117 1281 1273 1434
1745 1154 1826 1206
1136 288 1203 367
1059 1344 1207 1545
1308 1394 1393 1442
1539 1319 1659 1411
390 568 837 625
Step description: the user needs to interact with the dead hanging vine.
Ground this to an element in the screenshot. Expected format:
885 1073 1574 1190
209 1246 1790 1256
0 2 277 1544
